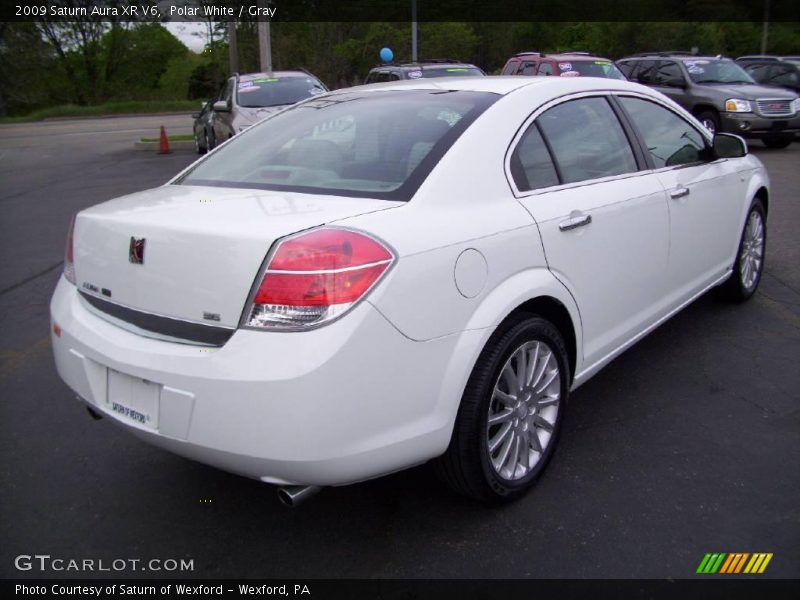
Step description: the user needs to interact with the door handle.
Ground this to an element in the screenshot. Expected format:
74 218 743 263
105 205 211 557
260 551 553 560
558 213 592 232
670 186 690 199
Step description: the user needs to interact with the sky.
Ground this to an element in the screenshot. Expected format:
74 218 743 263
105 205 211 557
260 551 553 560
161 21 210 52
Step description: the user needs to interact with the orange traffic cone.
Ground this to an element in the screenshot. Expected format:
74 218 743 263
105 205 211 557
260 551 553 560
158 125 171 154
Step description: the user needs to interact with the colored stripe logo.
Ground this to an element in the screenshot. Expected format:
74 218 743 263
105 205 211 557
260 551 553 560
697 553 773 574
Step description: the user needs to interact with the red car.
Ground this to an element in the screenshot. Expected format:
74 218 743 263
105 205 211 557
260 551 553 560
502 51 627 79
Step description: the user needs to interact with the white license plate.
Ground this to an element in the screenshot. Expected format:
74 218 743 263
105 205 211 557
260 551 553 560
107 369 159 430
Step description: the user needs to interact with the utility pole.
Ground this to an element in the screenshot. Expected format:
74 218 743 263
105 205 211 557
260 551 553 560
411 0 418 62
227 21 238 74
258 0 273 74
760 0 770 55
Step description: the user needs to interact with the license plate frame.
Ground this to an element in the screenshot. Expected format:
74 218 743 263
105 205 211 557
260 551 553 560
106 369 159 430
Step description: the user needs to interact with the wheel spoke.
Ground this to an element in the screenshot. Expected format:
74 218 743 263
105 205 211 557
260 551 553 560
488 408 514 426
530 350 551 390
488 421 513 453
534 415 554 432
501 363 518 394
534 368 559 394
518 435 530 469
493 388 517 407
525 343 539 387
495 430 515 472
505 434 520 473
537 395 559 408
516 347 528 391
528 427 542 453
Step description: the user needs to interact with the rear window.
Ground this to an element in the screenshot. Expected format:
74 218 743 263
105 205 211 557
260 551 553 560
420 67 485 78
179 90 497 201
236 77 326 108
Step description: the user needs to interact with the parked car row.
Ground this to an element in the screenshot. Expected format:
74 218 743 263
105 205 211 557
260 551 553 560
59 52 775 504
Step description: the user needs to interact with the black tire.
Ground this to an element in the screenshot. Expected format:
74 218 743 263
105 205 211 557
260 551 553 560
695 110 720 135
718 199 766 302
762 136 793 149
195 133 206 154
434 315 570 503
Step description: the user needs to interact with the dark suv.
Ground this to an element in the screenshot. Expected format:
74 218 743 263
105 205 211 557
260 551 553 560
736 55 800 94
501 51 627 79
364 59 485 83
617 52 800 148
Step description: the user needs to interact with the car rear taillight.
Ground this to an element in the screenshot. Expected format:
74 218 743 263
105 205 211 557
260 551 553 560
245 228 394 330
64 215 76 285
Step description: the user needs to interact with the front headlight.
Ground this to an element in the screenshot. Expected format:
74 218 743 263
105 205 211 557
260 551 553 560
792 98 800 113
725 99 752 113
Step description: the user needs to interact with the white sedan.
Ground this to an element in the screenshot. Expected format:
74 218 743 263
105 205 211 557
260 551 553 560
51 76 768 505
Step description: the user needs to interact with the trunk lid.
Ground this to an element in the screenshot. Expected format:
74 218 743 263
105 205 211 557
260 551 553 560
73 184 400 330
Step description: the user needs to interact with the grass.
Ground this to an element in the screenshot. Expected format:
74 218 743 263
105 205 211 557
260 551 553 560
139 134 194 143
0 100 202 123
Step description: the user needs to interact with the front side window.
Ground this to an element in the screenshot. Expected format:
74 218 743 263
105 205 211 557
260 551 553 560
655 61 684 85
521 61 538 75
632 60 657 84
537 63 554 76
535 97 638 185
619 96 709 168
502 60 519 75
179 90 497 201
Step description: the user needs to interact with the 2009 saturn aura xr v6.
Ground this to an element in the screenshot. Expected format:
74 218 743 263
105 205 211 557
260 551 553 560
51 76 769 505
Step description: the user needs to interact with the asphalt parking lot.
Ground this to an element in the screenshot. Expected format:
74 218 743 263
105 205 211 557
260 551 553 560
0 116 798 579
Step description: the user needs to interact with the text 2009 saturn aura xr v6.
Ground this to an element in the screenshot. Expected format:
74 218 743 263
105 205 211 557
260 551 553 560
51 76 768 505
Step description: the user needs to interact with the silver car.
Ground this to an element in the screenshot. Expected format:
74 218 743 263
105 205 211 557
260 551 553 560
208 71 328 149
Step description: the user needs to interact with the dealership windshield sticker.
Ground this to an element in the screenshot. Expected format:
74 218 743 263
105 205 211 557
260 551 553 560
407 70 423 79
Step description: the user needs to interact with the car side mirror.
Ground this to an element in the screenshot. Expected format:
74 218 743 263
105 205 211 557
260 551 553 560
713 133 748 158
213 100 230 113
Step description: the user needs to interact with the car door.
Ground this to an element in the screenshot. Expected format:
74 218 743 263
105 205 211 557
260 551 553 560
615 94 744 303
650 61 690 108
509 95 670 367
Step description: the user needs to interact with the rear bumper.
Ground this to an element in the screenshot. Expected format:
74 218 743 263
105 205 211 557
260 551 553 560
50 276 482 486
720 112 800 138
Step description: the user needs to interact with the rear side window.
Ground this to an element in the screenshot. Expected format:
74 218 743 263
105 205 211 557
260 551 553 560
520 61 538 75
617 61 636 78
619 97 709 168
632 60 657 84
768 65 799 86
510 125 559 191
535 97 638 185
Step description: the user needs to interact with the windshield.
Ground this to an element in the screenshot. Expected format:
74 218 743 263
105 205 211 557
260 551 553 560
236 77 326 108
558 60 627 80
420 67 485 78
179 90 497 201
684 60 755 84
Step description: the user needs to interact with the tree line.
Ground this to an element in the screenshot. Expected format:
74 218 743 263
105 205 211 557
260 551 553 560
1 19 798 117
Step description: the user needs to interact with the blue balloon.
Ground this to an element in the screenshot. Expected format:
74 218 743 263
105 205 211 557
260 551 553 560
379 47 394 63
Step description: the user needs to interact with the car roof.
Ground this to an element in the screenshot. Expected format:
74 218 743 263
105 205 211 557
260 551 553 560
512 52 613 61
237 71 317 81
346 74 649 97
620 54 730 62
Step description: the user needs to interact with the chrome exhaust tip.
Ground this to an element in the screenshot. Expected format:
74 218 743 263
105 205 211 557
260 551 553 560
277 485 322 507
